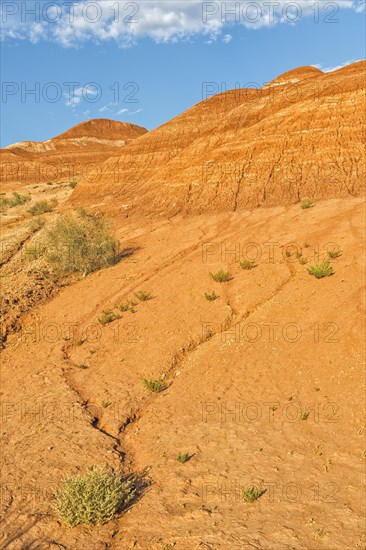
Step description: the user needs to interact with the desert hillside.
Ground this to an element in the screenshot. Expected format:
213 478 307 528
70 61 366 216
0 119 147 190
0 63 365 550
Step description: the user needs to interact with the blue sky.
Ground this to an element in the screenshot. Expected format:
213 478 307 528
1 0 365 147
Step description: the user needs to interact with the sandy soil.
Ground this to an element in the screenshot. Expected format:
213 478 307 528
1 197 365 549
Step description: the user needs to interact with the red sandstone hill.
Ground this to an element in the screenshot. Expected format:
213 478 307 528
70 61 366 216
0 119 147 189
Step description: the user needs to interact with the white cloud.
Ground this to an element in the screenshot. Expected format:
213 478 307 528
0 1 363 47
315 59 363 72
64 85 98 109
222 34 232 44
116 107 143 116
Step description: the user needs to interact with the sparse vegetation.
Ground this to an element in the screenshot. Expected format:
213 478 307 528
118 300 137 312
177 452 190 463
134 291 152 302
239 259 256 270
143 378 165 393
101 401 111 408
75 363 88 369
308 260 334 279
46 212 119 276
204 291 218 301
327 248 342 259
53 466 135 527
303 242 311 248
300 199 315 209
98 310 121 325
28 200 54 216
75 338 85 346
298 256 308 265
0 192 31 210
69 181 78 189
210 269 231 283
242 486 265 502
300 411 310 421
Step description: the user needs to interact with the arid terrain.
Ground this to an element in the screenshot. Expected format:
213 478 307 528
0 62 365 550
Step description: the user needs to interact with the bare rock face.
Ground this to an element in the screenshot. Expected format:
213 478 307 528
0 119 147 189
70 61 365 216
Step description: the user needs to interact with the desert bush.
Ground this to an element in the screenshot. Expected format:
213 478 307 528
28 216 45 232
46 212 119 276
118 300 137 312
308 260 334 279
242 487 265 502
298 257 308 265
53 466 135 527
98 310 121 325
210 269 231 283
327 248 342 259
239 260 256 270
300 200 315 209
204 291 218 301
69 181 78 189
143 378 165 393
0 192 31 210
134 291 152 302
28 200 54 216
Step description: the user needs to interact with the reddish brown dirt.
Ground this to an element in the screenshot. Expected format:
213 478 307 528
1 198 365 549
70 61 366 217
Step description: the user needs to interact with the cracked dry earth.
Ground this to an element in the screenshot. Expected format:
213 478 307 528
0 198 365 549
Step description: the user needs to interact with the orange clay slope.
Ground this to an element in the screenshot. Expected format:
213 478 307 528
0 119 147 190
70 61 366 217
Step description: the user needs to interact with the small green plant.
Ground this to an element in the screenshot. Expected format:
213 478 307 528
53 466 135 527
134 291 152 302
28 200 54 216
210 269 231 283
101 401 111 408
300 411 310 421
75 338 85 346
303 242 311 248
242 486 265 502
69 181 78 189
177 452 190 464
204 291 218 301
24 245 43 260
300 200 315 209
118 300 137 312
308 260 334 279
98 310 121 325
28 216 45 232
285 249 291 257
327 248 342 259
239 259 256 270
295 250 302 259
47 182 54 186
75 363 88 369
298 256 308 265
143 378 165 393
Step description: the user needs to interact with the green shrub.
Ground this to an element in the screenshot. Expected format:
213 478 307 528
300 411 310 421
98 310 121 325
28 200 54 216
177 452 190 464
300 200 315 209
46 212 119 276
69 181 78 189
118 300 137 312
0 192 31 210
53 466 135 527
298 257 308 265
204 291 218 301
308 260 334 279
327 248 342 259
143 378 165 393
134 291 152 302
28 216 45 232
303 242 311 248
242 487 265 502
239 260 256 270
210 270 231 283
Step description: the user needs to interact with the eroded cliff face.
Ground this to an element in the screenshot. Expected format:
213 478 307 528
0 119 147 189
70 61 366 216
